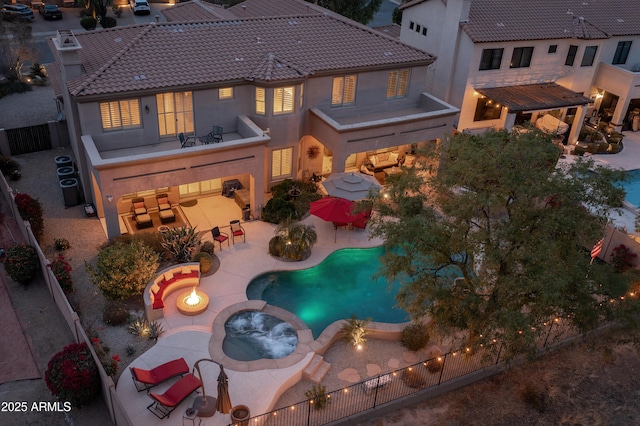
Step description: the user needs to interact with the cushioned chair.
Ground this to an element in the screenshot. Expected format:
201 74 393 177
230 220 245 243
156 194 171 211
211 226 229 250
130 358 189 392
131 197 147 216
147 373 201 419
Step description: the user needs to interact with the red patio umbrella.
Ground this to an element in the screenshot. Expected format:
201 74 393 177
310 197 370 241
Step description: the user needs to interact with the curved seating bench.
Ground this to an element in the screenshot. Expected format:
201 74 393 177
144 262 201 321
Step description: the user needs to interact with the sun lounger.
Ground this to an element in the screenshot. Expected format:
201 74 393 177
147 373 202 419
130 358 189 392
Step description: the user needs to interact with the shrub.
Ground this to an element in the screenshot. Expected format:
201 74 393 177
80 17 97 30
610 244 637 272
54 238 71 251
102 302 129 326
269 219 317 261
49 254 72 294
29 62 47 81
200 241 215 255
128 315 164 340
90 337 120 377
86 240 159 301
100 16 117 28
161 225 201 263
305 384 329 410
0 156 21 181
401 365 428 388
425 356 443 373
340 316 370 348
193 252 214 274
4 244 39 286
519 382 547 413
262 197 297 224
45 343 100 408
401 322 430 352
15 193 44 241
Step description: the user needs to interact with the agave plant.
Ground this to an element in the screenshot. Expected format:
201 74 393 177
160 225 201 263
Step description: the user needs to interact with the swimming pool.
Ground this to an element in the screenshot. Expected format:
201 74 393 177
246 246 410 338
621 169 640 207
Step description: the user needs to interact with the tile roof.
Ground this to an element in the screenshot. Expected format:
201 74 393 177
372 24 401 39
59 13 436 98
162 0 234 22
401 0 640 42
476 82 592 113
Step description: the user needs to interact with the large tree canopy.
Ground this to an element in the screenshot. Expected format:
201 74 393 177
369 128 636 357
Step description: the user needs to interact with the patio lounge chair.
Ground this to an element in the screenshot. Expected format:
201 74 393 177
211 226 229 250
130 358 189 392
147 373 201 419
199 126 223 144
230 219 245 243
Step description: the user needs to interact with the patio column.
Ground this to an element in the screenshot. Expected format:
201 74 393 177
504 111 516 130
611 96 630 132
103 198 120 239
567 105 588 145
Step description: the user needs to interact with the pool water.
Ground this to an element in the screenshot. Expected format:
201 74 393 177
246 246 409 338
621 169 640 207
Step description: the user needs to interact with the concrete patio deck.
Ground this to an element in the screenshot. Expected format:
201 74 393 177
117 213 384 426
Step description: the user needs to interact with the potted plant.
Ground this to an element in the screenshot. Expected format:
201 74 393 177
230 405 250 426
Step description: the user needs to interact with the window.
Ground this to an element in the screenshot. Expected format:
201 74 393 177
156 92 193 136
473 97 502 121
510 47 534 68
613 41 632 65
479 48 503 70
409 21 414 30
422 27 427 36
565 45 578 66
416 24 421 33
332 75 356 106
386 69 410 99
548 45 557 53
179 178 222 197
99 99 141 131
219 87 233 99
581 46 598 66
255 87 265 115
271 147 293 179
273 86 294 114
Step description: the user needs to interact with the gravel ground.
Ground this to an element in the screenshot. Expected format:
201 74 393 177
0 85 58 129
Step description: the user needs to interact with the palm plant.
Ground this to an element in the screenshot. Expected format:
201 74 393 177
161 225 201 263
273 219 317 261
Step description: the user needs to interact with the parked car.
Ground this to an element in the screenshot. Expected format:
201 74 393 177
38 4 62 20
130 0 150 15
0 4 35 22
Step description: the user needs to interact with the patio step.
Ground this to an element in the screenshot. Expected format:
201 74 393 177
303 354 331 384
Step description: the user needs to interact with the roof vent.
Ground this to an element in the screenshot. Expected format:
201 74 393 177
235 57 244 61
133 75 147 80
617 18 624 23
288 20 298 25
578 16 584 23
55 30 81 50
383 51 394 57
496 22 505 27
114 37 123 43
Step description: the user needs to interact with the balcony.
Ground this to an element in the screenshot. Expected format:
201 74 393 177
309 93 459 153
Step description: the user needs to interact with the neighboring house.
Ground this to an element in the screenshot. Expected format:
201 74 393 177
399 0 640 142
49 0 458 238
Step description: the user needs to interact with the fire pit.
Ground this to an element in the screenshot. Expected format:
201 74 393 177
176 287 209 316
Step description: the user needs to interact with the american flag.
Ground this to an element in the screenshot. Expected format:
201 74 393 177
591 238 604 259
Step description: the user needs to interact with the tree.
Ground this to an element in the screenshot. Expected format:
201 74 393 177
0 19 35 83
269 218 317 261
82 0 112 25
369 128 635 358
392 0 412 25
307 0 382 25
86 240 159 301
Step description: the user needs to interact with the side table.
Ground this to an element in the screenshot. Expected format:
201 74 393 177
183 408 201 426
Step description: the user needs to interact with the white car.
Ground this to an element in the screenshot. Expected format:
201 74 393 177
131 0 150 15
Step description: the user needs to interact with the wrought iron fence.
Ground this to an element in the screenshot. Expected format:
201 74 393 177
235 319 579 426
6 123 51 155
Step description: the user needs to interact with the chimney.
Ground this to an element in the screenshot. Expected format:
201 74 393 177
53 30 82 82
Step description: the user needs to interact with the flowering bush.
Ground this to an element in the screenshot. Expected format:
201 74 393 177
15 193 44 241
49 254 73 294
3 243 39 286
90 337 120 377
45 343 100 408
610 244 637 272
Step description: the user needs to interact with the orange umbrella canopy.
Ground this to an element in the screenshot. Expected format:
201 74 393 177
309 197 358 223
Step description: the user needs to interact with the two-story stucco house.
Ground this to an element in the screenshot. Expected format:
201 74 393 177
399 0 640 143
49 0 458 238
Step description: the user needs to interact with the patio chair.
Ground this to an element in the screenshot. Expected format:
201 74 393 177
156 194 171 211
211 226 229 250
147 373 201 419
229 219 245 243
179 132 195 148
131 197 147 216
199 126 223 144
130 358 189 392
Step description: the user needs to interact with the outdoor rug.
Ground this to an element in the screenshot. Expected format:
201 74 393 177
0 273 40 384
123 207 189 235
